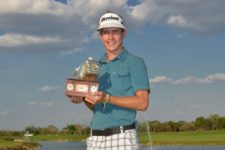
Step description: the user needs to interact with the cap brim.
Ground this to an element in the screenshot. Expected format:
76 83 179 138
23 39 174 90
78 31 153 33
97 23 125 31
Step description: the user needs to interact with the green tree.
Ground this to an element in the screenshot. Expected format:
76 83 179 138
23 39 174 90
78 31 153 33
25 125 41 135
180 121 196 131
194 116 210 130
41 125 59 134
218 116 225 129
150 120 162 132
208 114 220 130
65 124 76 135
137 122 149 133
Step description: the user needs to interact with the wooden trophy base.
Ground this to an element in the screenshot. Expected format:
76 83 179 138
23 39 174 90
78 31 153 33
65 78 99 97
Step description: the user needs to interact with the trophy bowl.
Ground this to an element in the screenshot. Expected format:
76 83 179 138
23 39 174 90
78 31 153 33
65 58 99 97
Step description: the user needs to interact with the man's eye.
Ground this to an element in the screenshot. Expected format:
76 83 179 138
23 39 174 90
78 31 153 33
102 31 109 34
113 30 119 34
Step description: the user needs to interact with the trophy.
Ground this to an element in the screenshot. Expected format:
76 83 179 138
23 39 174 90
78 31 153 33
65 58 100 97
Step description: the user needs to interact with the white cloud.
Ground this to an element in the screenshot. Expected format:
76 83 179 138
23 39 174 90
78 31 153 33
130 0 158 22
0 0 67 15
149 76 173 84
0 33 62 47
167 15 201 32
150 73 225 85
60 48 83 55
129 0 225 33
0 0 225 52
160 0 225 33
167 15 187 27
174 76 210 85
206 73 225 82
40 85 60 92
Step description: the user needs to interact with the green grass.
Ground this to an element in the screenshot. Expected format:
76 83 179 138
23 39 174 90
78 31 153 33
34 130 225 146
138 130 225 146
0 138 40 149
0 140 22 148
1 130 225 148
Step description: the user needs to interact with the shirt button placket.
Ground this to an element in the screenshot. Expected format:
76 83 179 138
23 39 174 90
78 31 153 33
106 65 110 83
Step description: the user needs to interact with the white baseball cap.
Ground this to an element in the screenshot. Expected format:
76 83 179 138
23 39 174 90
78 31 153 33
97 12 126 31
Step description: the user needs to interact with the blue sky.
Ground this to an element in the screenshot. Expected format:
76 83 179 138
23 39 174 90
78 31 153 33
0 0 225 130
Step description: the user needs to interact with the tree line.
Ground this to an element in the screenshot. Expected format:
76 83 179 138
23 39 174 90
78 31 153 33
1 114 225 137
139 114 225 133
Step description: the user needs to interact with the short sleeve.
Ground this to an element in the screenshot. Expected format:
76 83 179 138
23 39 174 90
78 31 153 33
128 57 150 93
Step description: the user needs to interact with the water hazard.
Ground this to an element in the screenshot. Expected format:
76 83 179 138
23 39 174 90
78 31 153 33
39 141 225 150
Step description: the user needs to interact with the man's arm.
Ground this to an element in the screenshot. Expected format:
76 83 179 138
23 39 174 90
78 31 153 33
109 90 149 111
84 90 149 111
83 99 94 111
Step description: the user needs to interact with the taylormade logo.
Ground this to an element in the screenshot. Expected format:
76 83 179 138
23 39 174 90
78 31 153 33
101 15 119 23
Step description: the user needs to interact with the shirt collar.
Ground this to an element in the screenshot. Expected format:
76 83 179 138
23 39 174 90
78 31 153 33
99 48 128 64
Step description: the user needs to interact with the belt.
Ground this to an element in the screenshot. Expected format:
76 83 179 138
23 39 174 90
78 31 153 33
91 123 136 136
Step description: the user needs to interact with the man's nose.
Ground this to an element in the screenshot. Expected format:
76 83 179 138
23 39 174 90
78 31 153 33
108 32 114 39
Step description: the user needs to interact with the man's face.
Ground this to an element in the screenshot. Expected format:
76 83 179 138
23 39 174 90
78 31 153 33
99 27 126 53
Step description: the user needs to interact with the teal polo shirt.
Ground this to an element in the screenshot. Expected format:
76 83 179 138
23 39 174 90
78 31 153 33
90 49 150 130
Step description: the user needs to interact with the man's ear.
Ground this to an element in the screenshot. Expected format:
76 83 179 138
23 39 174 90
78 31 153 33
98 31 102 40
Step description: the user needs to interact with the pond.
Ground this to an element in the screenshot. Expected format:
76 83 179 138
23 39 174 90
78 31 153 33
39 141 225 150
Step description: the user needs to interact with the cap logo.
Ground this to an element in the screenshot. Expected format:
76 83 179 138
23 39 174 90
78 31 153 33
101 15 119 23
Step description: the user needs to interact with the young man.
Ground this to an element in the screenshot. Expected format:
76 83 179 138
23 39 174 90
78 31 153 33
69 11 150 149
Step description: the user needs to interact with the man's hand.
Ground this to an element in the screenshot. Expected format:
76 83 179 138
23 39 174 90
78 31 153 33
68 96 84 104
84 91 106 105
